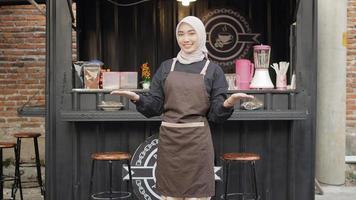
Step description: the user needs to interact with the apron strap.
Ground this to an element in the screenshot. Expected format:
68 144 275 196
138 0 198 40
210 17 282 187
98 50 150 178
170 58 178 71
172 58 209 74
200 60 210 75
161 121 205 128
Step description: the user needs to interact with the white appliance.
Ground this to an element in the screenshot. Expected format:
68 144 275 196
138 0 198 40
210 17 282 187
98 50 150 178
250 45 274 89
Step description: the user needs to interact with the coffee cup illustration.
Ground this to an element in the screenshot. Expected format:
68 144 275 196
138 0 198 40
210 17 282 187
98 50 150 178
218 33 233 44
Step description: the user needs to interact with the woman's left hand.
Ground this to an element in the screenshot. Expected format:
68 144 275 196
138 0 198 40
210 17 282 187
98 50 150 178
224 93 254 108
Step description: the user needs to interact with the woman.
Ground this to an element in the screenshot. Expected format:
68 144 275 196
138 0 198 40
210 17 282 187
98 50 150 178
111 16 254 200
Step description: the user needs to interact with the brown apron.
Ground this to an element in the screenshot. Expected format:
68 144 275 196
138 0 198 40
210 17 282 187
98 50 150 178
155 59 214 198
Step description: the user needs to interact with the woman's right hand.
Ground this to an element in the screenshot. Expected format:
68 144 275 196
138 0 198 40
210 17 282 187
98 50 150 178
110 90 140 101
223 93 254 108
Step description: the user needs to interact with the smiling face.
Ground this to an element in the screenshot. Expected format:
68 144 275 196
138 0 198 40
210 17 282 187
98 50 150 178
177 22 199 54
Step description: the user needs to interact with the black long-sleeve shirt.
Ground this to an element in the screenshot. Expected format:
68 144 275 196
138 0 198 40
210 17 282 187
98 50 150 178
135 59 233 123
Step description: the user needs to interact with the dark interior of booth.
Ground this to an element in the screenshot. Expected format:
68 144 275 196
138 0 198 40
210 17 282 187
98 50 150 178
76 0 297 85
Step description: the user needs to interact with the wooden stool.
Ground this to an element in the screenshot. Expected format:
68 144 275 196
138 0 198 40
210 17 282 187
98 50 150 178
0 142 23 200
13 132 44 196
88 152 133 200
221 153 260 200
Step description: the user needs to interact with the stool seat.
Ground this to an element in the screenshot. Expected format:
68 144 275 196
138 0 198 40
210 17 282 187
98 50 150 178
13 133 41 138
0 142 16 149
222 152 260 161
91 152 131 161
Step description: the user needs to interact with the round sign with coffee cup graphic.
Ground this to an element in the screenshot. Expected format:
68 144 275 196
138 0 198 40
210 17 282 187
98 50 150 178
202 9 260 69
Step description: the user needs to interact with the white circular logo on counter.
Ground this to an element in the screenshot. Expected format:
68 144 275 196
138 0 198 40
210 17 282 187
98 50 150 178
129 135 160 200
125 135 222 200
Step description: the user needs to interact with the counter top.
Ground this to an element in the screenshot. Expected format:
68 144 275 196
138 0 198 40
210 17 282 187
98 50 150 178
60 109 308 121
62 88 306 121
72 88 298 94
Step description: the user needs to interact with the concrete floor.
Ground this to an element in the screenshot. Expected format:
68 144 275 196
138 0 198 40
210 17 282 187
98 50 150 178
315 185 356 200
1 185 355 200
3 188 43 200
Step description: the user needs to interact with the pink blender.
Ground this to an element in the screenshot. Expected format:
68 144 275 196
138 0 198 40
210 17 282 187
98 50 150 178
250 45 274 89
235 59 254 90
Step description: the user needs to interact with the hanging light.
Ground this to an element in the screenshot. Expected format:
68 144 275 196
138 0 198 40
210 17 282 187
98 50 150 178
177 0 196 6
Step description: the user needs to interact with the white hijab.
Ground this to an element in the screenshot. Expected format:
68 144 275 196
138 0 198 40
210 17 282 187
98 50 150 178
176 16 209 64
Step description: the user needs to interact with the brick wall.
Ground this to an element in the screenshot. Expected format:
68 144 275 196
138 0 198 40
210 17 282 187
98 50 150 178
347 1 356 184
0 3 76 163
347 0 356 133
0 4 46 139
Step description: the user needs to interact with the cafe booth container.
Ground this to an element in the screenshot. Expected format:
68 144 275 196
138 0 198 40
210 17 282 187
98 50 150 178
45 0 316 199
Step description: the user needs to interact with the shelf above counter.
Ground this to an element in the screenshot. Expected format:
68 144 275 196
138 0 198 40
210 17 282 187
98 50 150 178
71 88 299 94
65 88 306 122
60 110 308 122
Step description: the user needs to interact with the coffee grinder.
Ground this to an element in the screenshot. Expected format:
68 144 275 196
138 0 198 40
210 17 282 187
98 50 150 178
250 45 274 89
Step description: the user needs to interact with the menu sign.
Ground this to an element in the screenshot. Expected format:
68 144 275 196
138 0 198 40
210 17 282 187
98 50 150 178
202 8 260 69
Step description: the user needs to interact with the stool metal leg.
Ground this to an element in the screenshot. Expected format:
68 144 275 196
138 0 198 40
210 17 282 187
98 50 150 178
88 160 96 200
109 161 113 199
127 160 133 199
11 147 16 199
34 137 44 195
223 161 230 200
15 138 24 200
16 138 21 164
0 148 3 200
15 145 23 200
251 161 258 200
